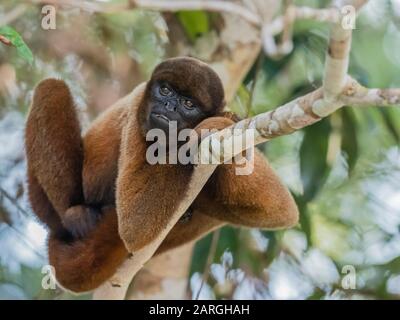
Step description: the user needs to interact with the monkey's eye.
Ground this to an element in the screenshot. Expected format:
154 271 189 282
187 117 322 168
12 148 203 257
183 100 194 109
159 86 172 96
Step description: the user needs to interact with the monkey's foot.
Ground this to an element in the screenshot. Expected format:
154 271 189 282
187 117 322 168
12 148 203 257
63 205 101 239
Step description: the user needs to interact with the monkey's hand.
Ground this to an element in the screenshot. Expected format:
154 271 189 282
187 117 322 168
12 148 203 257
194 116 234 135
194 116 252 164
63 205 101 239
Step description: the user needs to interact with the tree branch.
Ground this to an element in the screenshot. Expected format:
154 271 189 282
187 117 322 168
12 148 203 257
26 0 261 25
262 5 339 57
28 0 114 13
125 242 195 299
340 77 400 107
0 35 11 46
130 0 261 26
313 0 368 116
23 0 370 60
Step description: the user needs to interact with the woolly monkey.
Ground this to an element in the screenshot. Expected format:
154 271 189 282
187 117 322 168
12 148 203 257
25 57 298 293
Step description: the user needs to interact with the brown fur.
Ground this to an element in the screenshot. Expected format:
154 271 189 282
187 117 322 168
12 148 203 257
25 57 298 293
26 79 84 218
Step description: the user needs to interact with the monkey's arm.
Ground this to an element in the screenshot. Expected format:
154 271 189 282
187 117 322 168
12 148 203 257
115 85 194 252
209 151 299 229
116 150 193 252
196 116 299 229
156 210 225 254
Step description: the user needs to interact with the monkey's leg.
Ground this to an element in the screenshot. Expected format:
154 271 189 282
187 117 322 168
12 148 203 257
25 79 99 237
27 170 65 236
49 205 224 292
208 149 299 229
156 209 225 255
116 103 201 252
117 160 194 252
48 207 129 293
194 115 298 229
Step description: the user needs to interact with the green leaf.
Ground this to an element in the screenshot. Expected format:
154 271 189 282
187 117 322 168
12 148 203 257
378 108 400 144
244 52 294 85
176 11 209 42
307 287 326 300
340 108 359 174
294 31 327 64
229 84 251 118
261 231 280 266
293 195 313 245
190 226 239 275
299 118 331 202
0 26 34 65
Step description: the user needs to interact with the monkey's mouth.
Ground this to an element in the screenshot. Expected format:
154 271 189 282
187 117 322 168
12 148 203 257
150 112 171 125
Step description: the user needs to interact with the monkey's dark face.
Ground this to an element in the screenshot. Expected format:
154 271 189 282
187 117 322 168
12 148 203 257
147 81 207 133
141 57 226 137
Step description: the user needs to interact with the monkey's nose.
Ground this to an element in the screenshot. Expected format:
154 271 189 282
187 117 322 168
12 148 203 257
164 101 177 112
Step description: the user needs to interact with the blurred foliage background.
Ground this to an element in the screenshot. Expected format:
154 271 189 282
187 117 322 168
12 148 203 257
1 0 400 300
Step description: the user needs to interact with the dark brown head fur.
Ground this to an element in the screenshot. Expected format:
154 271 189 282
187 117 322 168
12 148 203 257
143 57 225 115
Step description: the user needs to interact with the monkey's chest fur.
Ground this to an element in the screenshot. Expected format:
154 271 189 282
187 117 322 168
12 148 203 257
80 106 199 223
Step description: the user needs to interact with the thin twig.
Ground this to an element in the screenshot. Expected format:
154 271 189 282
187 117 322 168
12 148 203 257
340 78 400 107
278 1 295 56
0 189 45 259
130 0 261 26
26 0 261 25
0 223 45 259
0 187 30 217
262 5 339 57
195 229 220 300
247 53 264 118
0 35 11 46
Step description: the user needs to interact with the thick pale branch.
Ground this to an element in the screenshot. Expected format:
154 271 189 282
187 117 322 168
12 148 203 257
340 78 400 107
322 23 352 103
125 243 194 299
315 0 367 116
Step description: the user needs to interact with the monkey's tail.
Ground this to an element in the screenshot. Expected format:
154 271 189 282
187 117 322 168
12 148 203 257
48 207 128 293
